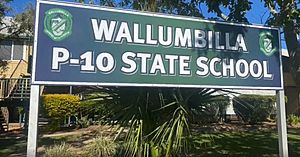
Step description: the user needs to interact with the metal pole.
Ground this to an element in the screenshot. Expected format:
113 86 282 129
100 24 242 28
27 85 40 157
69 85 73 94
276 90 288 157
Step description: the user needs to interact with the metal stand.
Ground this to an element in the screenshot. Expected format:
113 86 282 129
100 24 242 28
26 85 40 157
276 90 289 157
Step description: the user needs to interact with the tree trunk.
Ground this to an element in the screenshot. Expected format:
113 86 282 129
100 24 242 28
283 25 300 86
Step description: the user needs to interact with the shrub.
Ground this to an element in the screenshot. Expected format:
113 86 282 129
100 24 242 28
77 116 92 128
42 94 80 130
79 92 114 123
288 114 300 126
83 136 118 157
233 94 275 124
43 143 77 157
193 96 230 124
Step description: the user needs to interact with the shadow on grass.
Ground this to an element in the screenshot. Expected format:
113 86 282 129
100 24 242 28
0 136 27 157
1 127 300 157
190 128 300 157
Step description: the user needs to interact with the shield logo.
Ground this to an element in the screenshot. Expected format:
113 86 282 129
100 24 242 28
51 17 66 37
44 8 72 41
263 38 272 53
259 32 277 56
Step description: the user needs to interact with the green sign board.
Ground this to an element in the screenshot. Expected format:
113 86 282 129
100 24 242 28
32 0 283 89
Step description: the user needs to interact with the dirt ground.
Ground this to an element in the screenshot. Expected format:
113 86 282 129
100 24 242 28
1 122 300 157
1 124 120 157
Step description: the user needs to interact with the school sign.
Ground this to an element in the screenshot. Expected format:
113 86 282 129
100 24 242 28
32 0 283 89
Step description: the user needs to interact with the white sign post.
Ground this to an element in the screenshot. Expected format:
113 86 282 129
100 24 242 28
26 85 40 157
27 0 41 156
276 90 289 157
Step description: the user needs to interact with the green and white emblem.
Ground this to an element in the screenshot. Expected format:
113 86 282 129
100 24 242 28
44 8 72 41
259 32 277 56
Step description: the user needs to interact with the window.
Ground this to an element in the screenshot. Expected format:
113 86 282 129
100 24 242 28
13 41 24 60
0 41 12 60
0 40 25 60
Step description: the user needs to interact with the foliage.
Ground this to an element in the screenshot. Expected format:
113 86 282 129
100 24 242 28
12 3 34 37
80 93 111 121
233 94 275 124
263 0 300 34
43 94 80 117
77 116 92 128
84 87 222 157
83 136 118 157
0 59 8 77
16 106 24 114
80 0 203 17
42 94 80 130
193 95 230 124
43 143 77 157
0 0 12 25
288 114 300 126
0 0 11 71
262 0 300 83
200 0 252 23
1 1 34 38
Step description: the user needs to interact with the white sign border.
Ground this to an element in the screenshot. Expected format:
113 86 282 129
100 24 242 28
32 0 284 90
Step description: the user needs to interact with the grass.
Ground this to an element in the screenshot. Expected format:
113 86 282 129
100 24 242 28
0 131 83 157
0 137 27 156
190 128 300 157
1 126 300 157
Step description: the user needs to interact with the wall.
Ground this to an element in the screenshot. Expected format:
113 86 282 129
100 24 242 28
0 43 31 78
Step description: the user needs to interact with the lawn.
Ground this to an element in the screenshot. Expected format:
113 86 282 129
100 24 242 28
190 128 300 157
0 131 27 157
1 125 300 157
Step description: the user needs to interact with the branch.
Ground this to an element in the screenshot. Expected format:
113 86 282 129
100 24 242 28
267 2 278 16
260 10 268 24
214 7 229 21
0 25 10 32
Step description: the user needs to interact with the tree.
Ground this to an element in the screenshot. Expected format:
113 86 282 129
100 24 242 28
263 0 300 84
11 3 35 38
199 0 252 22
0 0 12 34
0 0 12 74
0 1 34 39
201 0 300 85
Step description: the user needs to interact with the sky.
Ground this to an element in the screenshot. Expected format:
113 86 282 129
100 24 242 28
8 0 288 48
9 0 35 15
9 0 269 25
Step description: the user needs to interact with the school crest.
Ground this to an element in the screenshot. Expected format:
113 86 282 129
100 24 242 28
44 8 72 41
259 32 277 56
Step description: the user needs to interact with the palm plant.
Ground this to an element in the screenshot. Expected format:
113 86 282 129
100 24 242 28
74 1 222 155
82 87 223 157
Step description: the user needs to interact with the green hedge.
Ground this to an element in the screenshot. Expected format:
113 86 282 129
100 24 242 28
288 114 300 126
233 94 275 124
193 95 230 123
42 94 80 130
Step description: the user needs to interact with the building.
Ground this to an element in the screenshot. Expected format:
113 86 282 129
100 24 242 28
0 16 32 132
